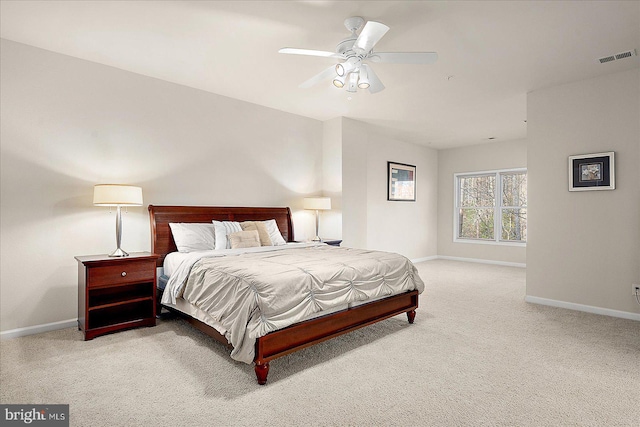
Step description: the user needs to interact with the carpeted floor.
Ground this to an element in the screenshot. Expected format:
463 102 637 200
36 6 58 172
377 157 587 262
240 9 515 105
1 259 638 426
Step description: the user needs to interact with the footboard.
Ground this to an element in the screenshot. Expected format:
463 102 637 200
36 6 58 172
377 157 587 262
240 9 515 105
254 290 419 384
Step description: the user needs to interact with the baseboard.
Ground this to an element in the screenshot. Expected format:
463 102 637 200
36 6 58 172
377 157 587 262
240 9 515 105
410 256 438 264
0 318 77 340
525 296 640 321
436 256 526 268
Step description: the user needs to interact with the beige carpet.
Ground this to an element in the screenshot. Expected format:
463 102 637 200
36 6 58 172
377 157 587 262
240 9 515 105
1 260 639 426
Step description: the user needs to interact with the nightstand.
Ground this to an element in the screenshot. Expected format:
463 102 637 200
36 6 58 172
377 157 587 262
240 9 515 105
75 252 159 340
322 239 342 247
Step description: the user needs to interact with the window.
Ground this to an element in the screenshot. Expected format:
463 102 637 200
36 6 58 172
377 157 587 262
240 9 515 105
454 169 527 244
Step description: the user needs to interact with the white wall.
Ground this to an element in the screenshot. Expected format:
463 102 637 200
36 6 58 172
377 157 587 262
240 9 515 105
341 118 370 250
437 140 527 265
321 117 342 239
527 68 640 316
0 40 323 332
342 118 438 260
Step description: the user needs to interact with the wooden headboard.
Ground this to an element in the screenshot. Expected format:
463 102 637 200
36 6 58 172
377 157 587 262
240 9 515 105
148 205 294 267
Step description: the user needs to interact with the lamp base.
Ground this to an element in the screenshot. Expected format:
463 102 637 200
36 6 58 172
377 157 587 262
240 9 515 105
108 247 130 257
311 236 321 242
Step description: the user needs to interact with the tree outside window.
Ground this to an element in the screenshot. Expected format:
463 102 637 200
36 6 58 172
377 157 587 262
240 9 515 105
500 172 527 242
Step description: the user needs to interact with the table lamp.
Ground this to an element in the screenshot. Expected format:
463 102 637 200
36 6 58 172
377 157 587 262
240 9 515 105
303 197 331 242
93 184 143 257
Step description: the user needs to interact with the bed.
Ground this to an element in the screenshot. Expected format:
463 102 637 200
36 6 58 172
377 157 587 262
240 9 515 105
149 205 424 384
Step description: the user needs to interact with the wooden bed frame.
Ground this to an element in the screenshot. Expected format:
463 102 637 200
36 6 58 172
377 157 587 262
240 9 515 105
149 205 419 384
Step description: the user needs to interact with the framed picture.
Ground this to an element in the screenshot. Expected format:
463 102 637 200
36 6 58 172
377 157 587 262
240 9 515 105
568 152 615 191
388 162 416 201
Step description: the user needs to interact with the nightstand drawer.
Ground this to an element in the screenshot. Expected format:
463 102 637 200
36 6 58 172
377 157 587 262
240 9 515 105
87 260 155 288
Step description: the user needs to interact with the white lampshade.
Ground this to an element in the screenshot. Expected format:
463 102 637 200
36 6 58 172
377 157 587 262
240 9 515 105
93 185 143 206
303 197 331 211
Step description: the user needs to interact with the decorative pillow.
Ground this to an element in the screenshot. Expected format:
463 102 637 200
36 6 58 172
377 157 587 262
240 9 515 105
212 220 242 250
169 223 216 253
228 230 261 249
240 221 272 246
263 219 287 246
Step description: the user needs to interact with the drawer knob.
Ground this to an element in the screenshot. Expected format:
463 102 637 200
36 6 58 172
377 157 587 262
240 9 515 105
121 271 127 277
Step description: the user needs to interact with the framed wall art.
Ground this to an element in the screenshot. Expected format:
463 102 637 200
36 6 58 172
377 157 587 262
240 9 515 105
568 152 615 191
387 161 416 201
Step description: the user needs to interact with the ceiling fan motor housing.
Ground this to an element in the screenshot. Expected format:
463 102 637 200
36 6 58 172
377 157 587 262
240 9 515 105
336 37 357 55
336 17 365 55
344 16 365 33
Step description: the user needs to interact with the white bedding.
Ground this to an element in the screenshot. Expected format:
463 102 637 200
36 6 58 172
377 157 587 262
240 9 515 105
162 242 319 284
162 244 425 364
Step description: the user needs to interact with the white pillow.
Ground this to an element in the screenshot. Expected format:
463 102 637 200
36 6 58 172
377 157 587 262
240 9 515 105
212 220 243 249
169 223 216 253
263 219 287 246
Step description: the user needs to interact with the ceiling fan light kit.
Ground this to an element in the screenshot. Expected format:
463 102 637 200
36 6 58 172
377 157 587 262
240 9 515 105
346 73 359 93
358 66 370 89
335 57 359 77
279 16 438 94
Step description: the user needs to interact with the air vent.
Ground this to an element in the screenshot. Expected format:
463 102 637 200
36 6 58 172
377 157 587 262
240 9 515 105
598 49 637 64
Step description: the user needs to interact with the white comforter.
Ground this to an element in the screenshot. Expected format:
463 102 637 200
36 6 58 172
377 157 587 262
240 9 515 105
162 244 425 363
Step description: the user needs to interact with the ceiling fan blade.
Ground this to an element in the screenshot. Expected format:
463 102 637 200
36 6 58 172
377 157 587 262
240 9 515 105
369 52 439 64
299 66 336 88
279 48 342 58
362 64 385 94
354 21 389 54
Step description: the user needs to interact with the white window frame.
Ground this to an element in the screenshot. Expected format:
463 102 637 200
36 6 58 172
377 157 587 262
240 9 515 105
453 168 527 246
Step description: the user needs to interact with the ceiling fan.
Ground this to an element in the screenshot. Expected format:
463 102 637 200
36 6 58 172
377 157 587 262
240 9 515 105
279 16 438 94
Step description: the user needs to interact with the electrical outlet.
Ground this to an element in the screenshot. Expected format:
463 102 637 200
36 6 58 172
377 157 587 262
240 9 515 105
633 284 640 296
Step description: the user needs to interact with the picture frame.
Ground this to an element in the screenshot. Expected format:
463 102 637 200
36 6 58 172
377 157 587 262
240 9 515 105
387 161 416 201
568 152 615 191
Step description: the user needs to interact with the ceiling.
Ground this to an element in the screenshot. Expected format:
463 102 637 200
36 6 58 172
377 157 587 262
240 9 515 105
1 1 639 149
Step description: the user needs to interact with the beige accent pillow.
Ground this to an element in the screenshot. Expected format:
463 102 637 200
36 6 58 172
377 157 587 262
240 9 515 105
228 230 261 249
240 221 272 246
